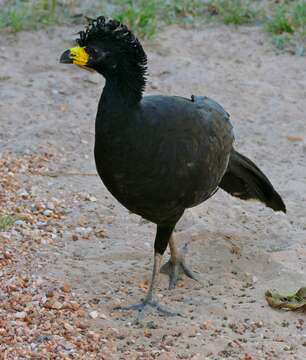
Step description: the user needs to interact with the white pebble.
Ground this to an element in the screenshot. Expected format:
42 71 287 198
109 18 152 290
17 189 29 197
43 209 53 216
15 220 25 226
15 311 27 319
89 311 99 319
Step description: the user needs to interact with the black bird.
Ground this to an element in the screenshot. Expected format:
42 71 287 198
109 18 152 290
60 16 286 315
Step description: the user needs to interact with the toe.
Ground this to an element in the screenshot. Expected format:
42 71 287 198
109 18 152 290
160 259 173 275
169 273 178 290
182 263 200 281
116 299 181 320
161 257 201 289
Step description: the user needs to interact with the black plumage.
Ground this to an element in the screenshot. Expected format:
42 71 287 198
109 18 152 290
220 150 286 212
60 17 286 315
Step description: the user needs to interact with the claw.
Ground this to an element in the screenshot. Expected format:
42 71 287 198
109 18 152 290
116 298 181 322
114 250 184 321
160 243 200 289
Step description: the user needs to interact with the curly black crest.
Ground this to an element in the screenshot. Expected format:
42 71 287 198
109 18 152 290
76 16 147 102
77 16 147 69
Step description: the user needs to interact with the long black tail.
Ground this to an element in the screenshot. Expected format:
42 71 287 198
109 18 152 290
219 150 286 213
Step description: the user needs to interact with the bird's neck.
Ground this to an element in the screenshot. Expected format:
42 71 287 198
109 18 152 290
100 70 145 109
95 75 142 136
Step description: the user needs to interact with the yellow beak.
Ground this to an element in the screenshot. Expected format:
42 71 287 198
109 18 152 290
60 46 89 66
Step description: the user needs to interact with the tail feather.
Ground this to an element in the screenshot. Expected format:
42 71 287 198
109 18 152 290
220 150 286 213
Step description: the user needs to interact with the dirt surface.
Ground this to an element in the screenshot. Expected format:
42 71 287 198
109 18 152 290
1 23 306 359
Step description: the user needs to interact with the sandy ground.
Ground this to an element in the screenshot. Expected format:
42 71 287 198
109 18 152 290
1 23 306 359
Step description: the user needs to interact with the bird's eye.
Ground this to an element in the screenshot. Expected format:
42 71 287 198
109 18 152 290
86 47 98 56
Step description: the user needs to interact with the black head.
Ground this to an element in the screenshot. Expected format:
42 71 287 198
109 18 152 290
60 16 147 82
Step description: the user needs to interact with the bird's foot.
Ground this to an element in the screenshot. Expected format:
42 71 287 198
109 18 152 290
116 296 180 321
160 244 200 289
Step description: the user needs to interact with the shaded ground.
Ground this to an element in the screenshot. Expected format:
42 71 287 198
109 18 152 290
0 23 306 359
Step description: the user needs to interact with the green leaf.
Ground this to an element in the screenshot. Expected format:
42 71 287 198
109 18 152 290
0 215 15 231
265 287 306 311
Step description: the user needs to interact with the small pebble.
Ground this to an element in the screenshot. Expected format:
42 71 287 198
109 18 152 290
46 202 55 210
15 220 25 226
17 189 29 197
75 226 92 236
15 311 27 319
43 209 53 217
89 311 99 319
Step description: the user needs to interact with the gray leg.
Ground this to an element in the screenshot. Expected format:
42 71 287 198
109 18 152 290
144 252 163 304
160 236 199 289
116 225 182 320
118 252 179 320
